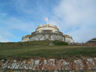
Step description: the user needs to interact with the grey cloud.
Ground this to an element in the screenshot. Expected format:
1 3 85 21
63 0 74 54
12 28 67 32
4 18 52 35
49 0 96 42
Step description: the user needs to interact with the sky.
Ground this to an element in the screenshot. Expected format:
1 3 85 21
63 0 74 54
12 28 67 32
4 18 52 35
0 0 96 43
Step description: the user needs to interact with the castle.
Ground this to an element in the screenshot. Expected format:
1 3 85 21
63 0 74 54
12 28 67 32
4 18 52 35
22 24 73 44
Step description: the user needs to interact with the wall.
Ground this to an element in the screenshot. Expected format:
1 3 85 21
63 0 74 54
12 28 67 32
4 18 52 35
65 37 73 44
0 57 96 71
36 27 58 33
22 33 73 44
29 33 65 42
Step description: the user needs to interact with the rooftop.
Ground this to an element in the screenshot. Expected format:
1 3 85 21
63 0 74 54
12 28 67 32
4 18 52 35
36 24 59 31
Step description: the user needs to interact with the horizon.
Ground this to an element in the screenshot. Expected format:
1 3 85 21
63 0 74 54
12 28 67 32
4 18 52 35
0 0 96 43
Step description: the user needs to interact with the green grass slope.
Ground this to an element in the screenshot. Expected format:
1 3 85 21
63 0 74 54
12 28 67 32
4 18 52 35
0 40 96 59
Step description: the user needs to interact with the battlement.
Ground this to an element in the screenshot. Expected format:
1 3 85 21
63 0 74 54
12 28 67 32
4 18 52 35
22 24 73 44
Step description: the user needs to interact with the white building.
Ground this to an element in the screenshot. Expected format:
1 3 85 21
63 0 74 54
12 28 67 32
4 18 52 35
22 24 73 44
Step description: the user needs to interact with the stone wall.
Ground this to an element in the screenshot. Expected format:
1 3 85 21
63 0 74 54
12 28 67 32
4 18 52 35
0 57 96 71
22 32 65 42
65 37 73 44
22 32 73 44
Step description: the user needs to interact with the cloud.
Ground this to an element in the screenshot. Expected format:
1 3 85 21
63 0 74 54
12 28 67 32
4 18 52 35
0 12 37 42
0 36 10 42
12 0 50 18
0 12 37 32
70 27 96 42
49 0 96 42
0 31 11 42
0 0 47 42
4 17 36 32
0 0 96 42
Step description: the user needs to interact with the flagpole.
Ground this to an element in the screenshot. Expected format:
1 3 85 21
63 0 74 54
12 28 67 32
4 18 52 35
44 17 48 27
47 20 48 28
46 18 48 24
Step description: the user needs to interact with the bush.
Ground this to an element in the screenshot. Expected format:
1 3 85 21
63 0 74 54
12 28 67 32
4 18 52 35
53 40 68 46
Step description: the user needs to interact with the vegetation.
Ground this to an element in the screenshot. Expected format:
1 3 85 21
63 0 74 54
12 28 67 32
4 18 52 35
92 38 96 40
0 40 96 59
53 40 68 46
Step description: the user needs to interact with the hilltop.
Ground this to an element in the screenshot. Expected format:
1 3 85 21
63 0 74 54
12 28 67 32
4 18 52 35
0 40 96 59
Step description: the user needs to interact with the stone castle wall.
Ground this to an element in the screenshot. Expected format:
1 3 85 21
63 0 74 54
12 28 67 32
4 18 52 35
30 32 64 41
22 32 73 44
22 24 73 44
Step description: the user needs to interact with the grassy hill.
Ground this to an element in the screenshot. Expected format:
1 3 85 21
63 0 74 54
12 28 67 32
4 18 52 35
0 40 96 59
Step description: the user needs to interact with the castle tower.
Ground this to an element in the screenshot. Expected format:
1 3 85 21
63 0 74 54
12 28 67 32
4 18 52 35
22 24 73 44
